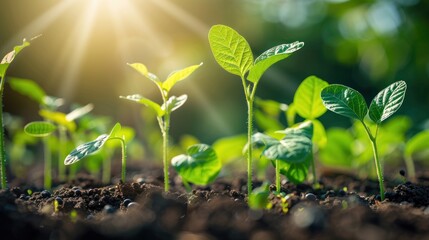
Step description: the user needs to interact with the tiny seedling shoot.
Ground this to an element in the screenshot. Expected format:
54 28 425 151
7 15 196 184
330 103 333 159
24 121 57 189
0 39 33 188
171 143 221 192
64 123 127 183
120 62 202 191
252 121 313 193
208 24 304 195
321 81 407 200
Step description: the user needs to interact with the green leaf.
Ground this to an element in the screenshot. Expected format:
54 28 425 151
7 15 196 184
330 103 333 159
248 183 271 210
8 77 46 104
264 134 312 163
24 121 56 137
247 42 304 83
213 134 247 165
294 76 328 119
163 63 203 92
64 134 110 165
369 81 407 124
109 122 122 138
208 24 254 78
127 63 161 86
120 94 164 117
312 119 327 148
39 109 76 132
286 102 297 127
1 39 31 77
171 144 221 185
278 156 310 184
321 84 368 121
276 120 314 140
405 130 429 157
252 132 279 148
162 94 187 113
319 128 354 168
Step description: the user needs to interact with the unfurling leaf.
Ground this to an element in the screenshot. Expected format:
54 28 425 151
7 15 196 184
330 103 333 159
24 121 56 137
369 81 407 124
247 42 304 83
208 25 253 78
294 76 328 119
321 84 368 121
162 94 188 113
172 144 221 185
127 63 161 86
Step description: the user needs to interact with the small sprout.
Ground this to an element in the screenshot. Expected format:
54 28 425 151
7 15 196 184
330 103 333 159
321 80 407 200
172 144 221 192
208 24 304 195
27 189 33 196
70 210 78 222
121 62 202 191
404 130 429 181
248 182 272 210
253 121 313 193
53 199 60 213
64 123 127 183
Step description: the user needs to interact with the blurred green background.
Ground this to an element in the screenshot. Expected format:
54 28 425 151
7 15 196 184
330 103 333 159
1 0 428 144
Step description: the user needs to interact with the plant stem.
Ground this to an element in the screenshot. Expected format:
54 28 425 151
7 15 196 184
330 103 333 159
120 137 126 183
275 159 280 193
0 74 7 189
246 98 254 196
182 179 191 192
310 153 317 185
363 123 385 201
404 156 416 182
58 127 67 182
43 137 52 190
163 113 171 192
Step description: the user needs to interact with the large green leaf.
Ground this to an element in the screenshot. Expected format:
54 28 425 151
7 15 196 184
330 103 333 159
162 94 188 113
293 76 328 119
64 134 110 165
276 155 311 184
368 81 407 124
404 130 429 157
8 77 46 104
0 39 31 77
120 94 164 117
276 120 314 140
263 134 312 163
127 63 161 86
163 63 202 92
247 42 304 83
171 144 221 185
321 84 368 121
208 25 254 78
24 121 56 137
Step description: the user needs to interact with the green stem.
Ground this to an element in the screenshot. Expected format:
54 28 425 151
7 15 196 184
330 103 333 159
120 138 126 183
182 179 191 193
0 75 7 189
275 159 280 193
362 122 385 201
404 156 416 182
310 153 317 185
43 137 52 190
246 98 254 196
163 113 171 192
58 127 67 182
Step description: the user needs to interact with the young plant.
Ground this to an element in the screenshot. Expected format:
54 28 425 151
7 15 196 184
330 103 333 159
321 81 407 200
208 24 304 195
121 62 202 191
288 76 329 184
0 39 32 188
24 121 57 189
404 130 429 181
252 121 313 193
171 143 221 192
64 123 127 182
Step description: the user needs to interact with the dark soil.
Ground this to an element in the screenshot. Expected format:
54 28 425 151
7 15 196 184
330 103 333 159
1 167 429 240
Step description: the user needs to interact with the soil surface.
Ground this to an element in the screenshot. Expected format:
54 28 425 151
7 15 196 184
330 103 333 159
1 166 429 240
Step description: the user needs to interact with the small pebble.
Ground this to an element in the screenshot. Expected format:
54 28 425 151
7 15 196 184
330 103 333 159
74 189 82 197
127 202 140 209
399 169 406 176
41 190 51 198
55 197 63 205
338 189 346 197
19 194 29 200
305 193 317 201
123 199 132 207
103 205 116 214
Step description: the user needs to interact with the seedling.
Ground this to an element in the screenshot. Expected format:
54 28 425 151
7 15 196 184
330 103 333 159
404 130 429 181
288 76 329 184
171 144 221 192
252 121 313 193
121 62 202 191
248 182 272 210
321 81 407 200
64 123 127 183
208 24 304 195
24 121 57 189
0 39 33 188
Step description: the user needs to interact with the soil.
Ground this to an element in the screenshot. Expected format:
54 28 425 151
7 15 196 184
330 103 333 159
1 166 429 240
